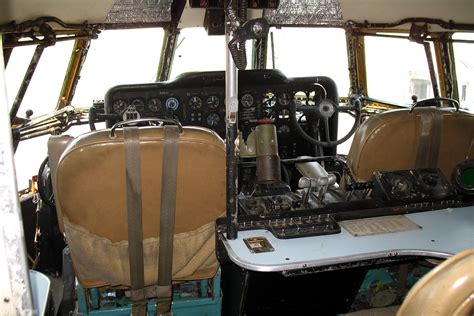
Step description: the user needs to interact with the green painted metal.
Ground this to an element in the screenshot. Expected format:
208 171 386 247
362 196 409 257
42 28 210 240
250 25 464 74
77 269 221 316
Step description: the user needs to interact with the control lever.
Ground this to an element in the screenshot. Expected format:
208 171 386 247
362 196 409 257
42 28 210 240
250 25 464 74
296 158 336 204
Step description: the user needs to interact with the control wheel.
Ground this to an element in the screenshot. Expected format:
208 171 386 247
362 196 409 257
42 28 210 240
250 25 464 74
290 97 362 147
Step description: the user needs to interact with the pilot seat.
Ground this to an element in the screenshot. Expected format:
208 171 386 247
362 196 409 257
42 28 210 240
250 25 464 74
48 121 225 315
346 106 474 183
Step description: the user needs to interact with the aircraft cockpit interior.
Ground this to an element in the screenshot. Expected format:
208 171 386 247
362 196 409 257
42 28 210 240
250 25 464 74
1 0 473 315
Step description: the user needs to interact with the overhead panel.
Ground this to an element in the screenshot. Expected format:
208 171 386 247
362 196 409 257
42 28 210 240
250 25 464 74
105 0 173 24
264 0 343 25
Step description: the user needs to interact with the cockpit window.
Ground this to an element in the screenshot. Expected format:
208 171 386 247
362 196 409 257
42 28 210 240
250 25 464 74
72 28 165 107
266 27 349 97
453 32 474 113
5 41 73 116
170 27 251 79
365 35 435 105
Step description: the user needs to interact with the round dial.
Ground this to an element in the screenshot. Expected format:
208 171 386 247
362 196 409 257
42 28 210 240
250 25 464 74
263 92 276 108
391 176 412 194
112 99 128 114
278 93 291 106
207 113 220 127
206 95 220 109
278 109 290 119
241 93 254 107
277 124 290 136
165 97 180 111
130 99 145 111
147 98 161 112
189 96 202 110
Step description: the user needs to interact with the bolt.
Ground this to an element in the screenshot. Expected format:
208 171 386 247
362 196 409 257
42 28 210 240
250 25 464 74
252 23 263 35
4 297 10 303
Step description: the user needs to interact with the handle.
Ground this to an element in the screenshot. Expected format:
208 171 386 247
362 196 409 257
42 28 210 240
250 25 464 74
109 118 182 138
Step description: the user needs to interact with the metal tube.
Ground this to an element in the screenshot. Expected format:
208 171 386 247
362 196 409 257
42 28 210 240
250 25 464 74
9 44 45 123
423 42 440 99
56 37 91 110
156 27 179 82
252 37 268 70
225 4 239 240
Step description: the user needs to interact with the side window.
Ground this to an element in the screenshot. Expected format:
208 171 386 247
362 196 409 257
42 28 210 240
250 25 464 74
365 35 434 105
5 41 74 116
453 33 474 113
5 42 73 189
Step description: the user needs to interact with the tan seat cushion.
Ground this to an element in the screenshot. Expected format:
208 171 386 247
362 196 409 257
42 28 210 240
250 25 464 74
55 126 226 287
347 108 474 182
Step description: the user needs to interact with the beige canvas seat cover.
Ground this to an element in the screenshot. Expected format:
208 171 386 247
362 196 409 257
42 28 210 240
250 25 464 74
54 126 226 288
347 107 474 182
397 248 474 316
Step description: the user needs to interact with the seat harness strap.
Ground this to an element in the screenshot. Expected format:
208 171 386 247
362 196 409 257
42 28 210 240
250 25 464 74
156 125 180 316
124 126 147 316
415 109 443 169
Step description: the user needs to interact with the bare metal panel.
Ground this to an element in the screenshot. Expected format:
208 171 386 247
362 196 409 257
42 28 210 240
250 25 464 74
0 39 34 315
0 0 116 25
339 0 474 25
264 0 343 25
105 0 173 24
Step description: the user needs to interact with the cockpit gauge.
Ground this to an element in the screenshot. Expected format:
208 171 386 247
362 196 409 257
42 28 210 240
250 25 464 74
277 124 290 136
206 95 220 109
131 99 145 111
112 99 128 113
147 98 161 112
165 97 180 111
206 113 220 127
390 175 412 194
189 96 203 110
241 93 254 107
278 93 291 106
294 91 307 106
263 92 276 108
278 109 290 119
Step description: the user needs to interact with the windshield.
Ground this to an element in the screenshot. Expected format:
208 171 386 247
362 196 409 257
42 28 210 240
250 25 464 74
73 28 165 107
266 27 349 96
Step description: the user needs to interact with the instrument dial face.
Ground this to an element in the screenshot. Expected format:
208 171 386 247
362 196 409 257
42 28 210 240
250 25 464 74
263 92 276 108
207 113 220 127
277 124 290 135
165 97 180 111
189 96 203 110
147 98 161 112
390 176 412 194
206 95 220 109
278 109 290 119
131 99 145 111
278 93 291 106
241 93 254 107
112 99 128 113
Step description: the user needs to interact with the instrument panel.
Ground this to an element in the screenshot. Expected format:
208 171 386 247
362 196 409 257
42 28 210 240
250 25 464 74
104 70 339 158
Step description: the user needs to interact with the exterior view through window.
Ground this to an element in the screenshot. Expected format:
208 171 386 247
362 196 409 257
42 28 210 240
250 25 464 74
365 35 435 105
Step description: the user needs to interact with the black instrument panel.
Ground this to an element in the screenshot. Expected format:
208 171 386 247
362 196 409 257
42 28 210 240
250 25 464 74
104 70 339 158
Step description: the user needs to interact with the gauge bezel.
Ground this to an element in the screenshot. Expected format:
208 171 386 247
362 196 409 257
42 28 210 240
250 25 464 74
147 98 162 112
